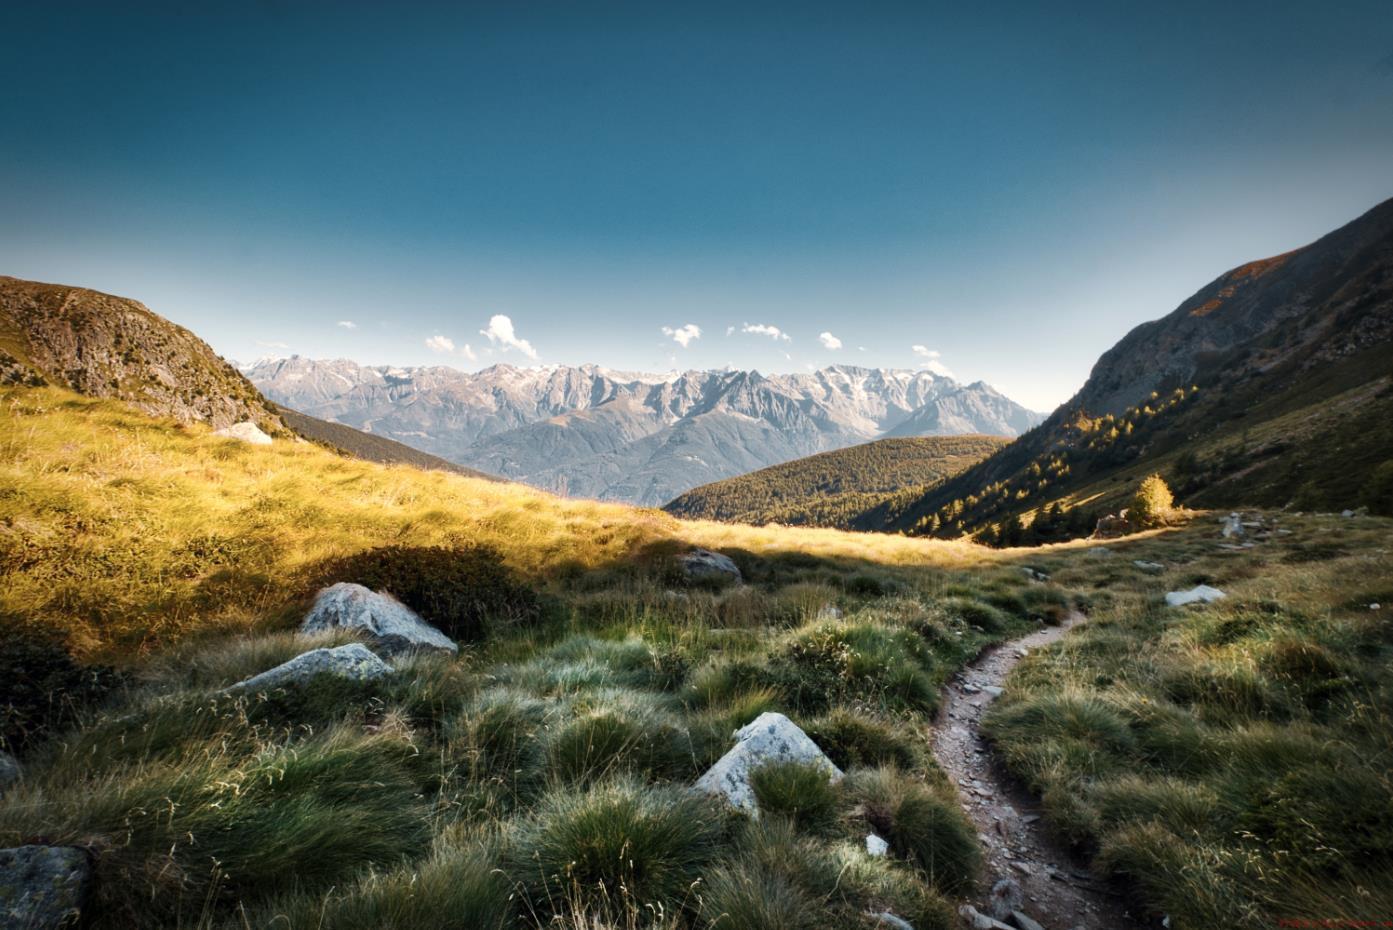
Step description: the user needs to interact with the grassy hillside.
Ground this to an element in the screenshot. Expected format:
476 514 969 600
873 198 1393 544
664 436 1007 529
3 386 1390 928
0 385 1073 929
275 403 500 481
982 512 1393 926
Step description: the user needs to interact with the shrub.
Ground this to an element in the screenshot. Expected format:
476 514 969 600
0 625 124 753
508 779 723 920
749 760 841 834
804 709 923 771
845 768 980 895
1130 474 1174 528
770 622 937 714
3 726 432 926
318 544 541 642
701 858 821 930
1362 460 1393 516
546 704 693 784
938 597 1009 633
986 692 1137 780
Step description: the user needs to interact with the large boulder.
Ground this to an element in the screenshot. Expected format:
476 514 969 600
213 421 273 445
694 712 841 814
1165 585 1226 607
226 643 392 692
300 583 457 656
678 549 742 585
0 845 90 929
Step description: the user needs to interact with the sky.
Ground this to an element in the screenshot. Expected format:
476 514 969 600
2 1 1391 410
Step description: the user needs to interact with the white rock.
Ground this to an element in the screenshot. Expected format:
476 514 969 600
866 833 889 857
300 582 457 656
988 877 1024 920
1372 603 1382 611
866 911 914 930
1165 585 1227 607
1133 560 1165 574
693 712 841 815
1010 910 1046 930
227 643 392 692
1221 513 1244 538
678 548 743 584
1342 509 1355 518
213 420 273 445
1087 546 1112 557
0 752 18 797
0 845 90 929
960 904 1014 930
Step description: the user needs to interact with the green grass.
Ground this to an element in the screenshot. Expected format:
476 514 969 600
982 512 1393 927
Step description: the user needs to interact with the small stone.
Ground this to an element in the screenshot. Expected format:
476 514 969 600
1165 585 1226 607
300 582 457 656
1009 861 1033 875
960 905 1015 930
983 686 1004 697
1010 911 1046 930
1020 814 1041 823
1088 546 1112 557
866 909 914 930
866 833 889 857
0 845 90 929
0 752 19 796
1342 509 1355 518
1221 513 1244 538
988 877 1024 919
1133 559 1165 574
962 683 982 694
1371 603 1382 611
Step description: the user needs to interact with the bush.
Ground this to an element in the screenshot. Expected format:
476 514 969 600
508 779 723 920
938 597 1009 633
4 726 432 926
804 709 923 771
749 760 841 834
546 704 693 784
1130 474 1175 528
845 768 980 895
0 625 124 753
1362 460 1393 516
319 544 541 642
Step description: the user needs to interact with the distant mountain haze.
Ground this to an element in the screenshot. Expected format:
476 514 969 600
245 358 1044 505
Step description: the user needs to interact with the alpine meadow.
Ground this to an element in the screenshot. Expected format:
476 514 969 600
2 4 1392 930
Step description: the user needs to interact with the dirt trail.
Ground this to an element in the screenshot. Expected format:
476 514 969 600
932 615 1149 930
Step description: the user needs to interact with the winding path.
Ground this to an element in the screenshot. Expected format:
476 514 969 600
932 615 1149 930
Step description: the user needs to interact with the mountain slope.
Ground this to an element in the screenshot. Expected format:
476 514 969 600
873 196 1393 541
273 404 498 480
664 435 1008 528
247 359 1043 505
0 275 284 434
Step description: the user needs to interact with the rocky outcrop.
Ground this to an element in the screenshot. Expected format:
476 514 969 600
0 276 284 433
0 845 90 929
694 712 841 814
226 643 392 692
213 421 273 445
300 583 457 656
678 549 743 585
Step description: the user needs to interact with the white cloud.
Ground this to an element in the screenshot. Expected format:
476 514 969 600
818 331 842 350
662 323 701 348
425 335 477 361
741 322 790 342
911 345 953 378
725 325 735 336
336 320 357 330
480 314 538 360
911 345 941 359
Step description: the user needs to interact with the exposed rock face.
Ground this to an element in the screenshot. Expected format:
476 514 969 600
678 549 743 585
0 845 90 929
0 276 284 433
213 421 274 445
300 583 457 656
227 643 392 692
1165 585 1227 607
246 358 1042 505
694 712 842 814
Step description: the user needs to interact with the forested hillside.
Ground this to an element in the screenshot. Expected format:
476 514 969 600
664 435 1007 528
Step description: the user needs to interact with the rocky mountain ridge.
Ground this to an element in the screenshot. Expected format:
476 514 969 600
246 358 1043 504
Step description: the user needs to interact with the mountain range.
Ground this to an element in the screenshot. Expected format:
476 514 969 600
244 358 1042 505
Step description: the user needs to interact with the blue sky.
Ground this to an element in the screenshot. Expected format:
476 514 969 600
2 1 1391 410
